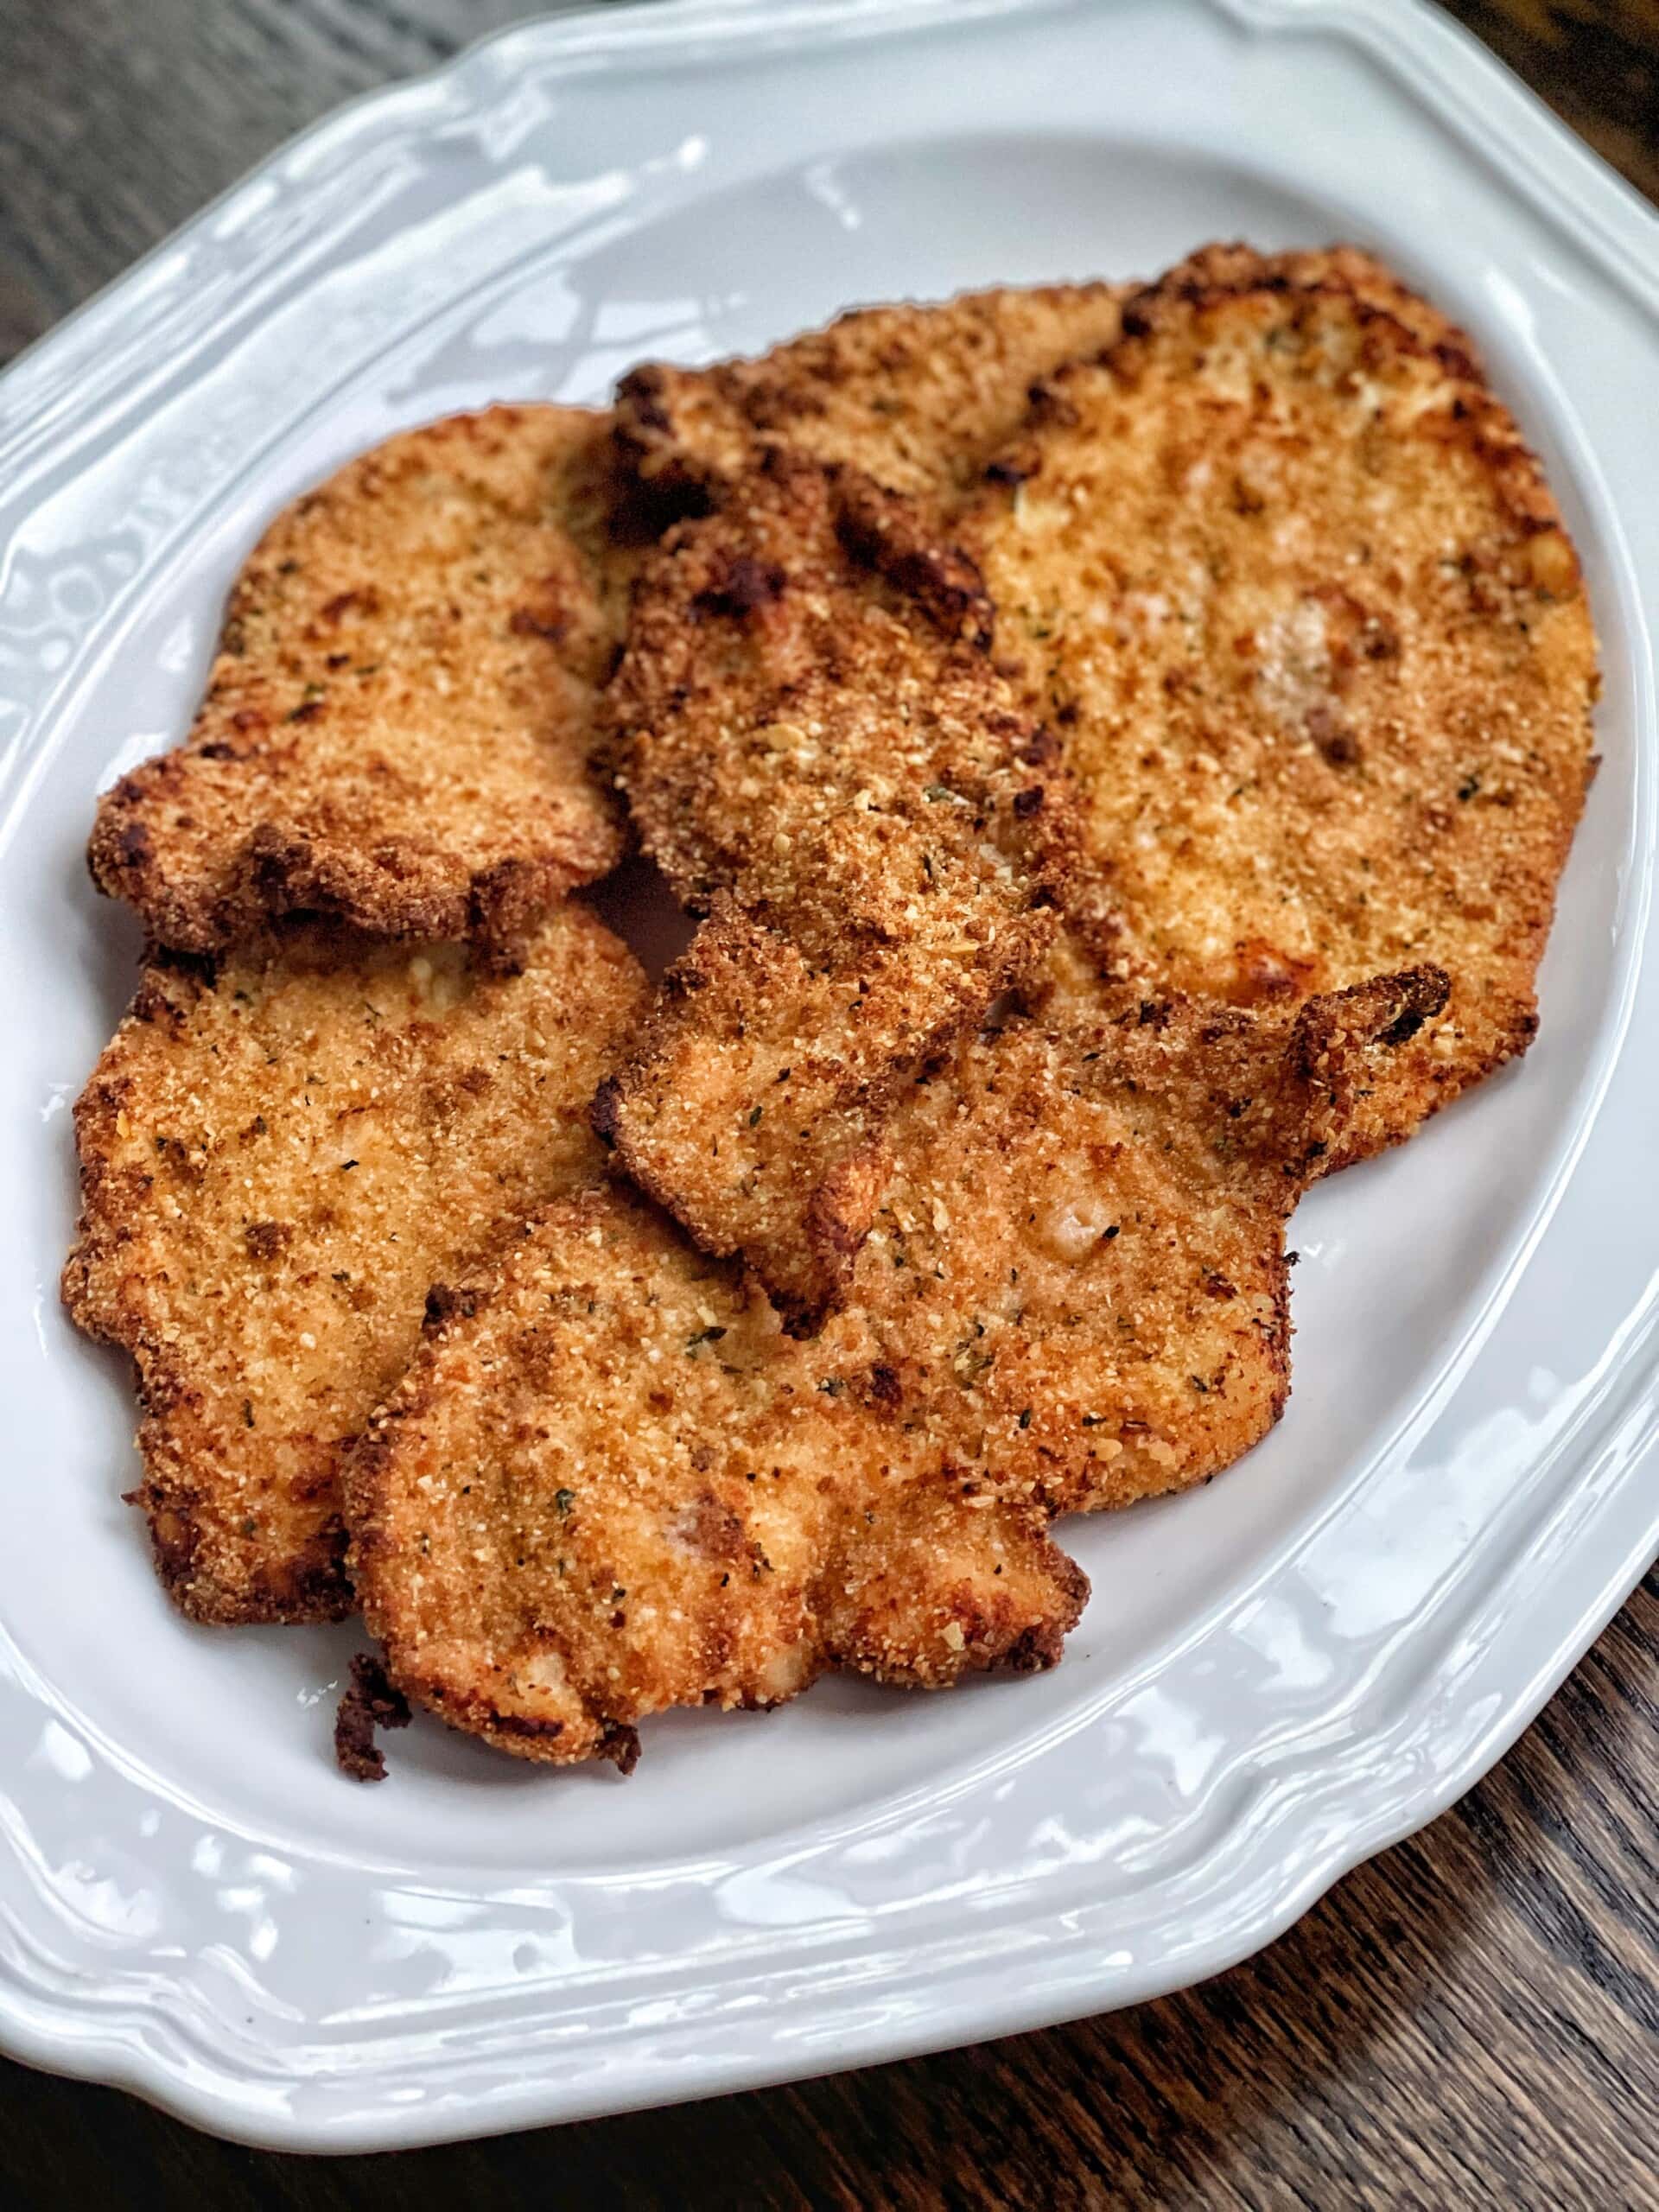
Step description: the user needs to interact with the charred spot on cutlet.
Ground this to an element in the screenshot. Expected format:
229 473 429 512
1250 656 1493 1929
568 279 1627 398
423 1281 480 1331
690 555 786 621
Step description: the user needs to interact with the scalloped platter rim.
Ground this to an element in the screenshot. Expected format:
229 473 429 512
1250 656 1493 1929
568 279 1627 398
0 0 1656 2153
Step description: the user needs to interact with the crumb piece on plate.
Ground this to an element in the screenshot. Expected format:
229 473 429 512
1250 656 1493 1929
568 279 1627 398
334 1650 411 1783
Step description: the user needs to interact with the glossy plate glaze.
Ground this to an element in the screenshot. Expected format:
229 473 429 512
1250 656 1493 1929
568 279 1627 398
1 0 1656 2152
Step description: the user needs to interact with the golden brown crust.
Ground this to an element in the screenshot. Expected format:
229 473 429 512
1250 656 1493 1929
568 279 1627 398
611 250 1473 514
601 455 1077 1325
963 254 1596 1159
346 956 1440 1771
346 1184 1089 1769
88 407 632 963
62 907 648 1624
1143 242 1482 367
614 280 1134 504
830 957 1450 1518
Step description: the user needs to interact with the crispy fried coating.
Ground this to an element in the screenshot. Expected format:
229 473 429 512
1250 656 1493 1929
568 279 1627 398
63 906 648 1624
346 1185 1088 1770
612 250 1472 513
836 958 1450 1517
88 407 632 963
963 253 1597 1160
346 957 1440 1770
615 280 1132 505
1149 242 1482 361
600 457 1075 1325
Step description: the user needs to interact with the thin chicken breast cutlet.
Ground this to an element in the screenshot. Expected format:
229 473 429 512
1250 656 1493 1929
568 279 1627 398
616 278 1132 504
612 248 1475 512
89 406 634 966
346 1185 1090 1770
598 454 1076 1328
63 905 647 1624
839 958 1449 1516
602 246 1565 1303
345 957 1440 1771
960 249 1597 1159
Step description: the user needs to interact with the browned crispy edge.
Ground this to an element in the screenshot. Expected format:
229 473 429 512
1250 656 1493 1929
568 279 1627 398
611 250 1478 508
1001 256 1593 1160
343 1265 652 1770
612 283 1130 505
60 957 357 1624
86 410 634 967
1138 242 1483 372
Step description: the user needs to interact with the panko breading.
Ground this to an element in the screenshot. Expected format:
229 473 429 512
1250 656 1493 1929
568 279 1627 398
612 249 1471 513
963 254 1597 1160
346 1184 1089 1770
89 407 632 965
1147 241 1483 362
615 279 1132 505
835 959 1450 1517
63 906 647 1624
345 958 1440 1772
599 456 1075 1326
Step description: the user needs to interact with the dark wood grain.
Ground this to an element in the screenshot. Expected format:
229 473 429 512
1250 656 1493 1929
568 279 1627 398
2 5 1655 2206
1442 0 1659 205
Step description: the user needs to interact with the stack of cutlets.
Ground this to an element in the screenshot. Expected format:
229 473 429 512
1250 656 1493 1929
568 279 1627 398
64 247 1597 1778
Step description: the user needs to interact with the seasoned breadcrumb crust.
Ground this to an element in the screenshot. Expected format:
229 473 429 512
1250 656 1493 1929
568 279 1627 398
347 958 1440 1769
346 1184 1089 1769
88 406 632 963
963 251 1596 1160
831 957 1451 1517
615 279 1133 505
63 907 647 1624
601 455 1077 1325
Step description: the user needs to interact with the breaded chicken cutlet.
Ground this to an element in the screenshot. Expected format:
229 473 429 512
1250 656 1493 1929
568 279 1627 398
63 906 647 1624
346 1184 1089 1770
961 250 1597 1160
344 956 1440 1771
616 279 1132 505
89 407 633 966
612 249 1476 514
836 957 1449 1516
604 249 1544 1260
598 455 1075 1327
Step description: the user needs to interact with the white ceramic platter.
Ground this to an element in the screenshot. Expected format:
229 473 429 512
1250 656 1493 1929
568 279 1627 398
1 0 1655 2153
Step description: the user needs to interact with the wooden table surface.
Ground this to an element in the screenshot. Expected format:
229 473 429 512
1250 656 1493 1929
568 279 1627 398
3 3 1655 2204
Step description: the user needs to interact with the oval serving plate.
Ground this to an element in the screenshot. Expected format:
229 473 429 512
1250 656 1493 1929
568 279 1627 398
0 0 1655 2152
